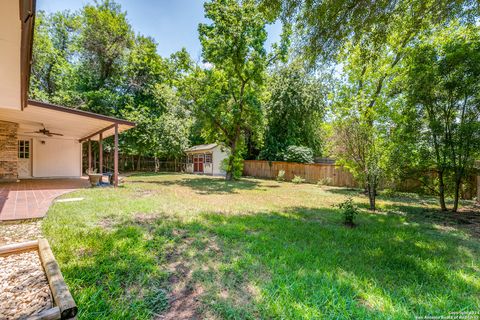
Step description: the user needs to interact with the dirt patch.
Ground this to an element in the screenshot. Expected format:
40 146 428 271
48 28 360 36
133 213 159 225
423 206 480 238
135 190 158 198
156 234 223 320
99 213 159 232
157 260 204 320
357 297 379 311
98 217 117 231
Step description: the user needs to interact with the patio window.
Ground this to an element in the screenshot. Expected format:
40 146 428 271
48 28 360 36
205 153 212 163
18 140 30 159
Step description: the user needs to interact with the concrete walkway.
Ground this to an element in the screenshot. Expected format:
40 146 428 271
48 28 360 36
0 179 89 221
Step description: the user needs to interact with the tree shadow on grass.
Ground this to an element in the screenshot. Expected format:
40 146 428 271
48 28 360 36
47 204 480 319
129 176 264 195
51 225 169 320
172 208 480 319
323 186 363 197
128 172 183 177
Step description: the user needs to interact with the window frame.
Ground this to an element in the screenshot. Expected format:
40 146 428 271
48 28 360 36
18 140 30 159
205 153 212 164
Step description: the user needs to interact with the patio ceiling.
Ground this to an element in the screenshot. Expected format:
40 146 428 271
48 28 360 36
0 99 135 141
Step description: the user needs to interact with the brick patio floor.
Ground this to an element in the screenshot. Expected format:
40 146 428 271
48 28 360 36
0 179 89 221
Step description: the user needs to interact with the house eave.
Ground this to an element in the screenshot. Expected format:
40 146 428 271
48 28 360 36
28 100 136 127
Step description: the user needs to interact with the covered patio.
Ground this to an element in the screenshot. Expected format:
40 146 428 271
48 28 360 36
0 100 135 185
0 178 89 221
0 100 135 221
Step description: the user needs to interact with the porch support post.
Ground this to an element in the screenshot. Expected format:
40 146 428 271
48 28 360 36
114 124 119 187
88 139 92 173
99 133 103 174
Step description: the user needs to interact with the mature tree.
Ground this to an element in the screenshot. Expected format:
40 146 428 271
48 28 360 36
261 0 476 63
193 0 269 180
125 83 192 169
269 0 477 210
121 35 194 163
77 0 134 115
30 11 79 105
405 24 480 211
30 0 195 166
260 61 325 161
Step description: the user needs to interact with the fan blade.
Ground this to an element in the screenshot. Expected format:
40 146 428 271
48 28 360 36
49 133 64 136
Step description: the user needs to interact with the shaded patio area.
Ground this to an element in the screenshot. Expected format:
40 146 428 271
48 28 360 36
0 179 89 221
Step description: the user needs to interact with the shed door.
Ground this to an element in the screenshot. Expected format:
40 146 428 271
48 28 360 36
18 139 32 178
193 154 204 173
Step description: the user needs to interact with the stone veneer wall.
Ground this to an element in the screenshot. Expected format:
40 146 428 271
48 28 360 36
0 121 18 180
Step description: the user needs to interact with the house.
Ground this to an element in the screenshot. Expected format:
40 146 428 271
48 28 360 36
185 144 229 176
0 0 135 186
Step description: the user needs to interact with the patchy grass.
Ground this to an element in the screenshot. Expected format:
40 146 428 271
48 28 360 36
42 173 480 319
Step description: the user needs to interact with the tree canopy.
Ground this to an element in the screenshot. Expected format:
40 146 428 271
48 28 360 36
190 0 270 179
30 0 480 211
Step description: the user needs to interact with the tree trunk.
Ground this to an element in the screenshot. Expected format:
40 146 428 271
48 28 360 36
367 183 376 211
137 155 141 171
452 176 462 212
154 156 159 173
438 170 447 211
226 136 239 181
225 154 234 181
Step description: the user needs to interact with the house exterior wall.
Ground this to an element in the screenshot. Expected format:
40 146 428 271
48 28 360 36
32 137 82 178
0 0 21 110
212 146 228 176
0 120 18 180
203 160 214 175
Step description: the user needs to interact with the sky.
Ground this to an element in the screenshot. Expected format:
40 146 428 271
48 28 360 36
37 0 283 60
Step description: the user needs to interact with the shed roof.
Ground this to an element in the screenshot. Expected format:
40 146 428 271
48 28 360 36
185 143 218 152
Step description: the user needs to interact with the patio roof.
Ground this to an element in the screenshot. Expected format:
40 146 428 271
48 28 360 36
0 99 135 141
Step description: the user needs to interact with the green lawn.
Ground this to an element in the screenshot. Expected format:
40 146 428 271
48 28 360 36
42 173 480 319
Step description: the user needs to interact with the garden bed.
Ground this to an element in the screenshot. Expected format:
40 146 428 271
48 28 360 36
0 240 77 320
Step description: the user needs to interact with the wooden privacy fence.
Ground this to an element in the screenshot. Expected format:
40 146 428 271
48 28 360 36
243 160 356 187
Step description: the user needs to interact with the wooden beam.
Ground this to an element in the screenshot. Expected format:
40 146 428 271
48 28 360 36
29 306 61 320
0 240 38 257
114 124 119 187
38 239 78 320
78 124 115 143
99 133 103 174
20 0 36 110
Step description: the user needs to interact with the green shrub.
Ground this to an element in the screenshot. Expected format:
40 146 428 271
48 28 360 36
221 154 244 179
283 145 314 163
337 198 359 226
317 177 333 186
276 170 286 181
292 175 305 184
